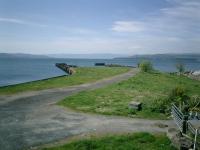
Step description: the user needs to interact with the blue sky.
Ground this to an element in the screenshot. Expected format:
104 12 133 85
0 0 200 55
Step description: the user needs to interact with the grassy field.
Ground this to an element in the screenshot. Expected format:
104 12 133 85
41 132 176 150
0 67 130 95
59 71 200 119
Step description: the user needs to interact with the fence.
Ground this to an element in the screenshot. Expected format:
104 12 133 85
171 104 184 131
171 104 200 150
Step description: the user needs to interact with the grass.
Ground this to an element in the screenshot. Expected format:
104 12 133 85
41 132 176 150
59 71 200 119
0 67 130 95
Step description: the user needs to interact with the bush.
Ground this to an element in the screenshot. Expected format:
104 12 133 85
188 95 200 112
168 86 188 102
148 98 169 113
168 86 190 111
139 60 153 72
147 86 190 114
176 63 185 74
169 86 185 98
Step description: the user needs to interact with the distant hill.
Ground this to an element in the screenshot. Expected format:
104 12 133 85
0 53 49 59
0 53 127 59
115 53 200 60
47 53 128 59
1 53 199 60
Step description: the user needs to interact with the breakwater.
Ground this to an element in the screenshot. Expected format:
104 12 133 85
55 63 77 75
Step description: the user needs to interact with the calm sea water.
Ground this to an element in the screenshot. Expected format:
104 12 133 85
0 57 200 87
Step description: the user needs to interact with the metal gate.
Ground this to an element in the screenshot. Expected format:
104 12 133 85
171 104 200 149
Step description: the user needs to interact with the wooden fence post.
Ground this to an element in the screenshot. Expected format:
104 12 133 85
182 115 188 134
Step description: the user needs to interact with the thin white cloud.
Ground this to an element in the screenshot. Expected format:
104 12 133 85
112 0 200 36
111 21 144 32
0 17 47 27
161 1 200 20
0 37 144 54
156 0 200 33
62 27 98 35
0 17 96 34
1 35 200 54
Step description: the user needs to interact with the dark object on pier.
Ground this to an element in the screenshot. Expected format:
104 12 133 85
95 63 135 68
95 63 105 66
55 63 76 75
106 64 135 68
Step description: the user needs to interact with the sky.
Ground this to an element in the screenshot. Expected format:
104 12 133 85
0 0 200 55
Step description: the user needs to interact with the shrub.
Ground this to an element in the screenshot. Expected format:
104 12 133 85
148 86 190 114
176 63 185 74
168 86 188 101
188 95 200 112
168 86 189 111
148 98 169 113
139 60 153 72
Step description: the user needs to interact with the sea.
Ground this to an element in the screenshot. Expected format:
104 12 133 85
0 55 200 87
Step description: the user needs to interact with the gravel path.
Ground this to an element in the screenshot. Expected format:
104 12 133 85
0 69 175 150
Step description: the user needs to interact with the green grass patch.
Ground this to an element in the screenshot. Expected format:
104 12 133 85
0 67 130 95
41 132 176 150
59 71 200 119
